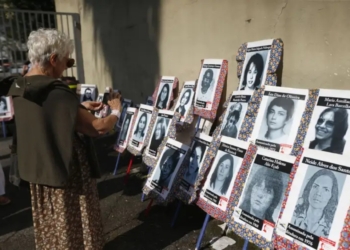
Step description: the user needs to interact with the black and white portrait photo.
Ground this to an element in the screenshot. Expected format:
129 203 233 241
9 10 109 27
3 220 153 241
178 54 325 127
291 166 345 238
155 78 174 110
0 96 9 114
195 59 222 110
130 105 153 149
148 112 172 157
182 141 206 186
238 40 272 92
118 113 132 144
239 164 289 224
174 82 195 121
257 97 295 144
80 85 97 102
117 100 132 128
153 149 181 189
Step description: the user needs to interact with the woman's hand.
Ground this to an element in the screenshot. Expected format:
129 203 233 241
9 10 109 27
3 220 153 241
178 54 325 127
81 101 103 111
108 90 122 112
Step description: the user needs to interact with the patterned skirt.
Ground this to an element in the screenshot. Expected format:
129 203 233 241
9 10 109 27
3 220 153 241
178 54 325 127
30 137 104 250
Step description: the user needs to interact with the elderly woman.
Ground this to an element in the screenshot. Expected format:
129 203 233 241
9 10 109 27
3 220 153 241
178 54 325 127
6 29 122 249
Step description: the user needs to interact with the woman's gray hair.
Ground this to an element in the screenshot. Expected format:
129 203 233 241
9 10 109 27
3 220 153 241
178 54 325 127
27 28 74 68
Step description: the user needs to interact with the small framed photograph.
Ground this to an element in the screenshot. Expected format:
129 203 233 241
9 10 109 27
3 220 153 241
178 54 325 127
115 107 137 151
154 76 177 110
116 99 132 128
174 81 195 123
77 84 98 103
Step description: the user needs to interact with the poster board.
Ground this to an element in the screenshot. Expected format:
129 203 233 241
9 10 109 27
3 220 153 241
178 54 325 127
228 147 297 249
275 149 350 250
76 84 98 103
175 132 212 203
173 81 196 124
143 138 189 203
127 104 155 155
250 86 309 155
193 59 228 120
0 96 14 121
116 98 132 129
196 137 251 221
152 76 178 110
114 107 137 153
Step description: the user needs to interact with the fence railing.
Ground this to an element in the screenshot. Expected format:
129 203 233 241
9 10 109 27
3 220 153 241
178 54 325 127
0 9 84 82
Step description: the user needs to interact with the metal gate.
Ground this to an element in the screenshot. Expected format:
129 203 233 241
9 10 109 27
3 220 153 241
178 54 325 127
0 9 84 82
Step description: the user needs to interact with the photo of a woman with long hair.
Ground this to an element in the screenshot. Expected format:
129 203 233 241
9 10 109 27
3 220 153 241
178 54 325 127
149 118 167 154
175 89 192 117
309 108 348 155
155 149 181 188
291 168 340 237
156 84 170 109
0 97 8 113
259 97 295 144
209 153 234 196
183 143 206 185
239 166 285 223
119 116 130 143
133 112 148 142
240 53 265 91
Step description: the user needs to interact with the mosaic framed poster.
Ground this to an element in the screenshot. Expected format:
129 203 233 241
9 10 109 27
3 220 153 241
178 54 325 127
173 81 196 124
303 89 350 156
143 138 189 202
250 86 309 154
128 104 154 152
114 107 137 153
175 132 212 203
76 84 98 103
238 39 273 92
153 76 178 110
196 137 250 221
194 59 228 120
229 147 296 248
0 96 14 121
275 149 350 250
219 90 252 140
145 110 174 159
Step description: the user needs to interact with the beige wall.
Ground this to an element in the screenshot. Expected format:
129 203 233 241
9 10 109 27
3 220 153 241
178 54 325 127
55 0 350 104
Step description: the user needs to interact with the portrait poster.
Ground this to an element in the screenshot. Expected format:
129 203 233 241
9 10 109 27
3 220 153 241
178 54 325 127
154 76 175 110
198 136 250 213
276 149 350 250
303 89 350 156
220 91 252 139
179 132 212 196
94 93 104 118
116 98 132 128
174 81 196 123
146 96 154 106
128 104 153 151
145 110 174 158
231 148 295 243
0 96 13 121
114 107 137 151
194 59 223 111
144 138 189 200
238 39 273 92
250 86 308 154
77 84 98 103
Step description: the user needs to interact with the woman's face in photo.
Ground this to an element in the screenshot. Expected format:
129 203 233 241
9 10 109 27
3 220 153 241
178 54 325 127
267 105 288 130
217 159 231 181
0 100 5 110
315 111 334 141
161 156 174 176
250 180 274 214
138 116 146 131
155 122 162 140
227 116 237 128
308 175 333 210
180 92 190 105
189 147 202 174
160 86 168 101
247 62 258 88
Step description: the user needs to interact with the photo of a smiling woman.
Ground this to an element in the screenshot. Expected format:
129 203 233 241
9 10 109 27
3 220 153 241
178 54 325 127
309 108 348 155
133 112 148 142
209 153 234 196
156 84 170 109
239 166 285 223
175 89 192 117
183 142 206 185
291 168 341 237
259 97 295 144
149 118 168 153
155 149 181 188
240 53 265 91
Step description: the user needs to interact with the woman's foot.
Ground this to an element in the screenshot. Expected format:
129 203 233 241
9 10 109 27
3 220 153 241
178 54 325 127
0 195 11 205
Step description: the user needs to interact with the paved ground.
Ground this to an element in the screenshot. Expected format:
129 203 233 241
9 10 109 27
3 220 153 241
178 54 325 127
0 135 259 250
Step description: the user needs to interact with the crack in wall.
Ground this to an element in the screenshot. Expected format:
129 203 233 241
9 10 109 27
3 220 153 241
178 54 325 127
274 0 289 34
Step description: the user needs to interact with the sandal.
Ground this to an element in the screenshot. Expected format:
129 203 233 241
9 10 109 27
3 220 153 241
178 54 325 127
0 195 11 205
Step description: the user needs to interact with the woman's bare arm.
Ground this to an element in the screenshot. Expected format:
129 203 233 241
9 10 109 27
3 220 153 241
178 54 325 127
75 108 118 137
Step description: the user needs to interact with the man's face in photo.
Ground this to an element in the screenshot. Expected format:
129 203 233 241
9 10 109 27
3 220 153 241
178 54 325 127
201 70 213 93
85 89 92 99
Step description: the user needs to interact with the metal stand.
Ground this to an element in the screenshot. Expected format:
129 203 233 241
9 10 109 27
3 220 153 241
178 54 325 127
170 200 182 228
2 121 6 138
195 213 211 250
242 239 249 250
113 153 121 175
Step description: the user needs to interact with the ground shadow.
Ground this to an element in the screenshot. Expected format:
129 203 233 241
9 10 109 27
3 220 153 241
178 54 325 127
82 0 161 105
